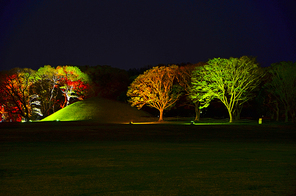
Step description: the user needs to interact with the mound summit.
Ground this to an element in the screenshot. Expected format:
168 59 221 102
41 97 152 123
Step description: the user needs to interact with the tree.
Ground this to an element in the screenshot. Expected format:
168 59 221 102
0 66 91 121
56 65 90 107
264 61 296 122
191 56 264 123
0 68 36 121
32 65 61 117
80 65 129 100
127 65 182 121
177 62 208 121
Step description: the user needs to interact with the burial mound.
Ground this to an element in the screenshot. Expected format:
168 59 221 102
41 97 152 123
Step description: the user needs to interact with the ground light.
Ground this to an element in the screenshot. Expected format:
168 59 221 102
124 121 231 125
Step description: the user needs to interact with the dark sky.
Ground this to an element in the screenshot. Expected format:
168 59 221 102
1 0 296 71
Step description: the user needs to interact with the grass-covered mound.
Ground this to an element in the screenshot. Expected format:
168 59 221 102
41 97 152 123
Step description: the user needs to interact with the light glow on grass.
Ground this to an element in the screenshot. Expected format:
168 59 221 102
124 121 231 125
41 97 152 123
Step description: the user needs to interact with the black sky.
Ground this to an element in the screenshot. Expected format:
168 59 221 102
1 0 296 71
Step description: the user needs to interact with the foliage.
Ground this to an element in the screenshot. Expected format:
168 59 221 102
80 65 129 100
0 65 90 122
264 61 296 122
127 65 182 121
176 62 208 121
32 65 61 117
0 68 36 121
56 65 90 107
191 56 264 122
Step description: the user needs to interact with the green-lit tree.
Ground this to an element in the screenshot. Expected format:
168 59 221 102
56 65 90 107
127 65 182 121
264 61 296 122
191 56 264 123
33 65 61 116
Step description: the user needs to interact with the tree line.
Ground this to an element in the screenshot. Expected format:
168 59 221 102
0 57 295 122
0 65 90 122
127 57 296 123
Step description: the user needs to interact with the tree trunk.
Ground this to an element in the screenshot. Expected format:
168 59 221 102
285 108 289 122
234 104 243 121
285 109 289 123
194 103 200 121
158 108 164 122
23 115 30 122
275 101 279 121
66 94 70 107
228 109 233 123
290 110 295 123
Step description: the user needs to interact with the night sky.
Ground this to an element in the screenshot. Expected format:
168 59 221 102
1 0 296 71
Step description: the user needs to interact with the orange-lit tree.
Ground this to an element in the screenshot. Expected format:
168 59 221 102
127 65 182 121
0 68 36 122
191 56 264 123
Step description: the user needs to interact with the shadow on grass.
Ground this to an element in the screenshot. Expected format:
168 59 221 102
0 119 296 195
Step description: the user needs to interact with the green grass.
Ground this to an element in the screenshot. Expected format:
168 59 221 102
41 97 152 123
0 122 296 195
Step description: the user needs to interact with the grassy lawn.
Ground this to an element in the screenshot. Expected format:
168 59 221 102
0 122 296 195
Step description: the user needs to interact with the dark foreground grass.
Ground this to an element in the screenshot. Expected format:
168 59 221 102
0 122 296 195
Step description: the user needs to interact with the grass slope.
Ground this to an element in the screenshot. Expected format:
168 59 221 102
41 97 152 123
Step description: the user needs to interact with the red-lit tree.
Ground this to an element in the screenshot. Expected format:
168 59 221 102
0 68 36 122
0 66 91 121
56 65 90 108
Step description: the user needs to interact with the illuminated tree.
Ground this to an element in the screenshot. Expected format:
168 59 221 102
191 56 264 123
56 65 90 108
127 65 182 121
265 61 296 122
0 68 36 121
33 65 61 116
177 62 209 121
0 66 91 121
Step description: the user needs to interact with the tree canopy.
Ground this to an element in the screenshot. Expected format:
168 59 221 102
127 65 182 121
0 65 90 122
264 61 296 122
190 56 264 123
0 68 36 121
56 65 90 107
176 62 207 121
80 65 129 100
